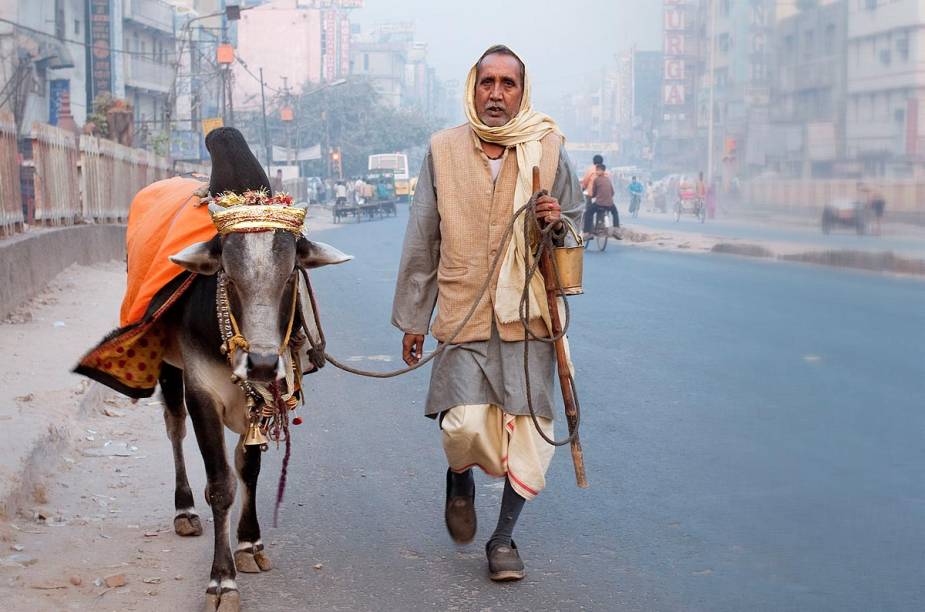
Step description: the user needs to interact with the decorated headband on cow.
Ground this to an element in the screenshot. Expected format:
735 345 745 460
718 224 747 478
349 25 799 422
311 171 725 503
205 189 306 236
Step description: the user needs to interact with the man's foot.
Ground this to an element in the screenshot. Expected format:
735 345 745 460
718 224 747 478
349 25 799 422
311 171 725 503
612 227 624 240
486 538 525 582
445 468 476 544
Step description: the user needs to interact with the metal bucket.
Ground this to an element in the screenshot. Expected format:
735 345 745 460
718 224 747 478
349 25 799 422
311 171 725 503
551 224 584 296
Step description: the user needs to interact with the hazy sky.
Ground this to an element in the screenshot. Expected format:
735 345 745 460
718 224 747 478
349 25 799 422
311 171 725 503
354 0 662 112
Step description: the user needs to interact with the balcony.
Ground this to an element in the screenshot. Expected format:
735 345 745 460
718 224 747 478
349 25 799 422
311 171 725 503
124 0 175 34
125 56 172 93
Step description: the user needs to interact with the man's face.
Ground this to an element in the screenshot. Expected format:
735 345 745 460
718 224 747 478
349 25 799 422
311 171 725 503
475 53 524 127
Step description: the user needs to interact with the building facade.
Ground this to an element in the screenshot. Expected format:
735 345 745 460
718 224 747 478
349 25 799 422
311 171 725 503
770 0 848 178
846 0 925 177
0 0 90 133
122 0 175 147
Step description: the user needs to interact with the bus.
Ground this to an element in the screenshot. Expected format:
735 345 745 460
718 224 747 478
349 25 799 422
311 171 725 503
368 153 411 201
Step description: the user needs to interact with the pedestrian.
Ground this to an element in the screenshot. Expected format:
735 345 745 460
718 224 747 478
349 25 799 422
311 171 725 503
707 179 718 219
271 168 284 194
392 44 583 582
869 187 885 236
354 177 367 205
334 181 347 207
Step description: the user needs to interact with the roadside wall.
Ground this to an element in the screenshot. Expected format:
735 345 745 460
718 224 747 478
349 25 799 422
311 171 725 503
0 224 126 318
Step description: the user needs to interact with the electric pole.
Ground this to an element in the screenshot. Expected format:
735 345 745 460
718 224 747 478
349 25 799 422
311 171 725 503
260 67 271 174
707 0 717 184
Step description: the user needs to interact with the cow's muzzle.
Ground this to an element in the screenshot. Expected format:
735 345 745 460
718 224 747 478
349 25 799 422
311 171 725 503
237 351 285 383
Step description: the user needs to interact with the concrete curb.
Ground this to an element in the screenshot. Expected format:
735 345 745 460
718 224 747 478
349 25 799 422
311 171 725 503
711 242 925 276
0 224 127 319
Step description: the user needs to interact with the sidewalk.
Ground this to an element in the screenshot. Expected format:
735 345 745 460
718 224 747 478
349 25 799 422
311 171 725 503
0 261 207 610
616 209 925 276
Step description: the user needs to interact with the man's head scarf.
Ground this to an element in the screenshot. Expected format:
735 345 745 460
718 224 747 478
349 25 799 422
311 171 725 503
465 46 561 330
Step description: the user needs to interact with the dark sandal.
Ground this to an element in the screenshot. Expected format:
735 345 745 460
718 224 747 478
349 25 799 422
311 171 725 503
445 469 476 544
486 539 525 582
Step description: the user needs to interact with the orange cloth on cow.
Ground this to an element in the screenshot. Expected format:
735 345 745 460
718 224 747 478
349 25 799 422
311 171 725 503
120 176 213 326
75 176 210 398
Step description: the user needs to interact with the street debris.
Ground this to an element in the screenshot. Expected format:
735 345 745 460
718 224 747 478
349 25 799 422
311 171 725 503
0 553 38 567
104 574 127 588
81 441 137 457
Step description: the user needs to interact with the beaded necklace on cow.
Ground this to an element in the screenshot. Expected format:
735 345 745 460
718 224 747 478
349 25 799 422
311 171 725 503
207 188 307 526
215 264 303 528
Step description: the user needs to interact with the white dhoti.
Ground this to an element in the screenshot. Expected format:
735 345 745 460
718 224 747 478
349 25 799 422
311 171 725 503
441 403 555 501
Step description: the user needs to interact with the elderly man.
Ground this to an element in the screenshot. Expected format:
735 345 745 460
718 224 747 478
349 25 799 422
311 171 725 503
392 45 583 581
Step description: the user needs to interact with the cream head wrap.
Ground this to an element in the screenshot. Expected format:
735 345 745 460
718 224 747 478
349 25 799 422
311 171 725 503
465 46 562 331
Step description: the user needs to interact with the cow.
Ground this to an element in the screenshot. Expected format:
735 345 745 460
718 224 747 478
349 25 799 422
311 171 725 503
157 128 350 611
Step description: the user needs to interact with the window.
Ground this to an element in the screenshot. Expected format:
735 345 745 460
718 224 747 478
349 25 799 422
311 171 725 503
74 19 80 36
880 48 892 65
363 53 369 71
865 0 878 10
825 24 836 54
897 34 910 61
719 33 730 54
803 30 814 59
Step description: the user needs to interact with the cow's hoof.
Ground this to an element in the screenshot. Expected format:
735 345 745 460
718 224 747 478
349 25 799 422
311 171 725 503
254 550 272 571
174 513 203 537
217 590 240 612
234 549 261 573
204 592 221 612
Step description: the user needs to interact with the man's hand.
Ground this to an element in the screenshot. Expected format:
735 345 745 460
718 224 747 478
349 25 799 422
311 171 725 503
534 193 563 229
402 333 425 366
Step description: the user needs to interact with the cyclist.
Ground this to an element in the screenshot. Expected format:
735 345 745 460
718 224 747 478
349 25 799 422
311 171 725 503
627 175 645 216
582 163 621 239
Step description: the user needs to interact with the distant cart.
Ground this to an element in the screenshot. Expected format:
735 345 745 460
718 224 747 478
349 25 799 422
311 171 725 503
674 180 706 223
821 198 869 235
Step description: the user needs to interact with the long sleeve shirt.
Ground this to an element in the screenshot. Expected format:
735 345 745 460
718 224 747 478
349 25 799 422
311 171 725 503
391 142 584 418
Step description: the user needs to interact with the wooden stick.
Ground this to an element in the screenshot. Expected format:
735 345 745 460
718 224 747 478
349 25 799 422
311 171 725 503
533 166 588 488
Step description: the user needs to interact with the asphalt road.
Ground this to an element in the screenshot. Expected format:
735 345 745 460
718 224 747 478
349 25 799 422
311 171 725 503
244 209 925 612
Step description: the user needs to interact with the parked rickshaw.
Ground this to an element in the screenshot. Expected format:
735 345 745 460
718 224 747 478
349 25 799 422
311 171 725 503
674 176 706 223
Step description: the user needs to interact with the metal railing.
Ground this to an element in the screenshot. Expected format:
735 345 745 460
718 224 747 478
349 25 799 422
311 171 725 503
745 178 925 216
125 56 172 92
0 120 211 237
31 122 80 226
0 112 22 236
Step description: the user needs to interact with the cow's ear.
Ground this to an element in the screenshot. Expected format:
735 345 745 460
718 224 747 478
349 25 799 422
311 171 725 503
170 235 222 275
296 236 352 269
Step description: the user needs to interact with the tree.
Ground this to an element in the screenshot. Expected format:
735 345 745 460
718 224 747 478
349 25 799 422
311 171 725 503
260 79 440 177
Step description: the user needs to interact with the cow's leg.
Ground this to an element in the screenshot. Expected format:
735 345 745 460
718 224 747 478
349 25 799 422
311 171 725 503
185 379 239 612
233 437 272 573
160 363 203 537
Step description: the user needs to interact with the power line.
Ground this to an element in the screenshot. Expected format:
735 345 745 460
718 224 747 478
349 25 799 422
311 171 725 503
0 17 169 60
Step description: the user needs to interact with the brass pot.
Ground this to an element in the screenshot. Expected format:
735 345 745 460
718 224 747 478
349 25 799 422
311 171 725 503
552 224 584 296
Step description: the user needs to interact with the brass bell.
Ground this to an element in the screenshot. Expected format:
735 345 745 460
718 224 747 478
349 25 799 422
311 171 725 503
244 422 269 451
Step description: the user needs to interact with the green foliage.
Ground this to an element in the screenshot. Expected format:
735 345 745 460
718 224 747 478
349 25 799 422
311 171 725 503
86 94 113 138
149 131 169 157
262 79 440 177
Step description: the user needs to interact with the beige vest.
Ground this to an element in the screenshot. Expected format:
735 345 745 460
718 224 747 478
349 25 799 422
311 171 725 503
429 124 561 344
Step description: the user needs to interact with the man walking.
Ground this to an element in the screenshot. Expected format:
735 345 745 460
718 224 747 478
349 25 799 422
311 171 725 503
392 45 583 581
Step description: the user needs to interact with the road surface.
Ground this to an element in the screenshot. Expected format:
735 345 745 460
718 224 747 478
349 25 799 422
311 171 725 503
242 210 924 611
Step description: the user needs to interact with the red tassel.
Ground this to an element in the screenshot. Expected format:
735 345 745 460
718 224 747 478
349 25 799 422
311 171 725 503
292 416 303 425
